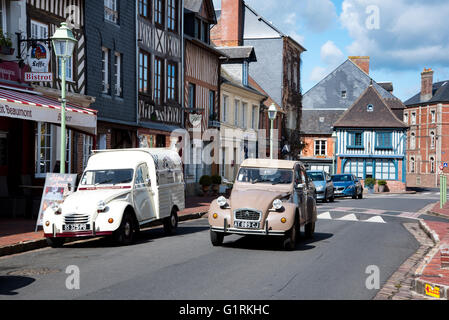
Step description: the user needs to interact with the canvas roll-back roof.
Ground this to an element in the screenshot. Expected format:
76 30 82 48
241 159 300 170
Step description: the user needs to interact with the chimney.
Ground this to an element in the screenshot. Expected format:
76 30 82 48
421 68 434 102
349 56 370 74
212 0 244 47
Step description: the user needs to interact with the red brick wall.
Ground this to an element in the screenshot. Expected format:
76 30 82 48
210 0 243 47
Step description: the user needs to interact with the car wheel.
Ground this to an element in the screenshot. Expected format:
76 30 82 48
163 209 179 235
46 237 65 248
283 219 298 250
323 191 328 203
352 189 357 199
210 230 224 246
113 212 135 246
358 190 363 199
329 192 335 202
305 221 315 239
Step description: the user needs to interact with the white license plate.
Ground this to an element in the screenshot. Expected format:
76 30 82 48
62 224 90 232
234 221 260 229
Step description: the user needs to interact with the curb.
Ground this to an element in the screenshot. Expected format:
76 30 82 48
412 220 448 299
0 211 208 258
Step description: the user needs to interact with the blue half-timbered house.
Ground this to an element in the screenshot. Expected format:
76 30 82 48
333 84 409 191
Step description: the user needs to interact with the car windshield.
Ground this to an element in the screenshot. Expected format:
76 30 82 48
80 169 134 186
237 167 293 185
332 175 353 182
307 172 325 181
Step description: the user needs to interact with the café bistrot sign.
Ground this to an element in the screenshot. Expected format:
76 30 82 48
25 42 52 82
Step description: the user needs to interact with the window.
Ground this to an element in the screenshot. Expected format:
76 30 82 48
242 61 249 86
410 132 416 150
104 0 118 24
155 0 165 26
411 112 416 124
139 0 151 20
343 159 364 179
188 83 195 110
430 131 436 149
156 134 166 147
431 110 436 124
102 47 110 94
234 100 239 127
430 157 435 173
31 20 48 39
341 91 347 98
410 157 415 173
404 113 409 124
314 140 327 156
348 131 363 149
376 132 392 149
154 57 164 104
209 91 215 120
167 61 177 101
201 21 208 42
194 18 201 39
82 135 93 170
167 0 177 32
114 52 123 97
0 0 6 33
139 51 150 94
35 122 52 177
222 95 228 123
375 159 396 180
241 102 247 128
251 105 257 129
367 104 374 112
58 56 73 82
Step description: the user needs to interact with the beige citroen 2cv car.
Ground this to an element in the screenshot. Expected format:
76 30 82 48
208 159 317 250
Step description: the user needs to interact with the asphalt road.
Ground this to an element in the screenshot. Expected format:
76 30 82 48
1 192 436 300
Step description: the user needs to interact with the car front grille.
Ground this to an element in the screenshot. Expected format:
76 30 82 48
234 209 261 221
64 214 90 224
336 187 345 191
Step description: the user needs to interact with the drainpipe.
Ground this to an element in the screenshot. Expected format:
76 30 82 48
135 0 139 146
181 0 185 129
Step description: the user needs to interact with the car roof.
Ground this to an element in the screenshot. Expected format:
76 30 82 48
240 158 302 170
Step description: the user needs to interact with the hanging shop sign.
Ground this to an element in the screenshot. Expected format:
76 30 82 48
27 43 51 73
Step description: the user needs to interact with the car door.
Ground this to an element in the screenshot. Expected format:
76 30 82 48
303 168 316 223
133 163 155 222
293 165 307 224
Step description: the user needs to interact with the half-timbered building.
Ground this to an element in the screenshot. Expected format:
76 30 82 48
183 0 223 192
333 84 408 192
137 0 183 149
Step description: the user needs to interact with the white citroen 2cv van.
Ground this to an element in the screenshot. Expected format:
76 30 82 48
43 148 185 247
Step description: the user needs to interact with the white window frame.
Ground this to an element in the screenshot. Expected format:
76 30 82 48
251 105 257 129
430 157 435 173
411 112 416 125
410 132 416 150
314 140 327 156
404 112 408 124
104 0 118 24
431 109 436 124
102 47 110 94
82 135 93 169
0 0 7 34
410 157 415 173
114 52 122 96
234 100 239 127
241 102 247 128
35 122 53 178
222 95 228 123
430 131 436 149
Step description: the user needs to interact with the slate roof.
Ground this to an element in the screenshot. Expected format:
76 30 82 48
215 46 257 62
333 85 408 129
300 110 345 135
185 0 216 23
378 82 393 92
303 59 396 110
221 69 266 98
404 80 449 106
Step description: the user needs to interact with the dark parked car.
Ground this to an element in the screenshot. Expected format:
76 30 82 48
331 174 363 199
307 170 334 202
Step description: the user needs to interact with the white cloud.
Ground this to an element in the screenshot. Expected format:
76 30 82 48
340 0 449 70
320 41 344 66
309 66 328 82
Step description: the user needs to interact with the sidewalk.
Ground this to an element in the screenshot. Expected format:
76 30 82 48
412 202 449 299
0 196 215 257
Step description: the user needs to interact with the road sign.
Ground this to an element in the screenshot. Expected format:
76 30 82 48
440 165 444 171
444 162 448 168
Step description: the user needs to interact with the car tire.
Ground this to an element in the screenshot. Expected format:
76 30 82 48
323 191 328 203
163 209 179 235
358 190 363 199
210 230 224 246
46 237 65 248
352 190 357 199
283 219 298 251
329 193 335 202
305 221 315 239
113 212 135 246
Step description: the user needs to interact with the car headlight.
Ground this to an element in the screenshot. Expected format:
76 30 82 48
97 200 107 213
272 199 283 210
217 196 227 207
316 185 324 191
51 202 62 215
347 185 354 190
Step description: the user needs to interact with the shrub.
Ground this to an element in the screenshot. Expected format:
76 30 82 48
211 175 222 185
377 180 387 186
199 175 212 187
364 178 376 188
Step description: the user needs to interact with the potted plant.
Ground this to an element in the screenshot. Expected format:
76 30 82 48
0 30 14 55
211 175 222 195
377 180 387 193
199 175 212 195
364 178 376 194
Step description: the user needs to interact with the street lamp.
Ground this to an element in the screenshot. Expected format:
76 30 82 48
331 131 338 174
268 104 277 159
51 23 77 174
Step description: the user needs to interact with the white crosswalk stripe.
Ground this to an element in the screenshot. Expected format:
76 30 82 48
337 214 359 221
365 216 386 223
317 212 332 220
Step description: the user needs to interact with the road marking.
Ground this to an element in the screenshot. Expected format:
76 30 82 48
317 212 332 220
364 216 386 224
336 214 358 221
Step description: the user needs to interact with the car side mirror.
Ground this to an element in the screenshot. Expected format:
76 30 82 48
145 178 151 187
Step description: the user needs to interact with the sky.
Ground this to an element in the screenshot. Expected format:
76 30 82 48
212 0 449 101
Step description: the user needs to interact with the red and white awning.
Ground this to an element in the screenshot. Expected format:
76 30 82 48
0 86 97 135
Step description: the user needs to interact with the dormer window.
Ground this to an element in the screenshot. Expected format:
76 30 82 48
341 91 347 98
367 104 374 112
242 61 249 86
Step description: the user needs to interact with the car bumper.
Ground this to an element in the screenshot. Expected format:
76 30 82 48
334 189 356 197
210 226 286 237
44 231 113 238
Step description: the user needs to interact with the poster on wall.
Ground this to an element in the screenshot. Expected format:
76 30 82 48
35 173 78 232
